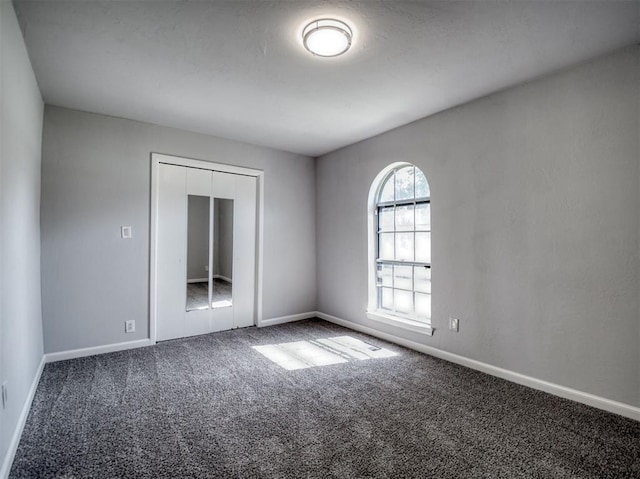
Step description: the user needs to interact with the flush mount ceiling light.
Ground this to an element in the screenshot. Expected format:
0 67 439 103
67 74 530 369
302 19 352 57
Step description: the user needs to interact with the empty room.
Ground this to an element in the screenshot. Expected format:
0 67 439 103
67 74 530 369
1 0 639 477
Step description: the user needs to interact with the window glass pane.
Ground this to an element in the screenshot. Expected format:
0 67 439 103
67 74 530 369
415 232 431 263
379 207 394 232
395 166 414 201
377 263 393 287
415 293 431 319
414 266 431 294
415 203 430 231
396 232 414 261
394 289 413 314
395 205 414 231
379 233 394 260
379 174 394 202
375 164 432 322
415 168 430 199
381 287 393 310
394 265 413 290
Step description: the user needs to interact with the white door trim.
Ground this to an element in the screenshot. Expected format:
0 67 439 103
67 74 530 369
150 153 265 343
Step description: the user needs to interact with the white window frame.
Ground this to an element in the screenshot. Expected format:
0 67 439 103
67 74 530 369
366 162 434 336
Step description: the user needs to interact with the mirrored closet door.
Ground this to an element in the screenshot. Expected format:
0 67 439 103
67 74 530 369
156 162 257 341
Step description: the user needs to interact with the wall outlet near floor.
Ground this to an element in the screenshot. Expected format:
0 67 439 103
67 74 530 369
449 317 459 332
1 381 8 409
125 320 136 333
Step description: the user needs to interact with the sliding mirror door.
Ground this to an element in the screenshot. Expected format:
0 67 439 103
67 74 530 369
156 161 257 341
182 168 214 336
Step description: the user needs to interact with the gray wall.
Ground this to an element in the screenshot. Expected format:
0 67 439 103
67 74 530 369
316 46 639 407
41 106 316 353
0 0 44 469
187 195 209 281
214 199 233 281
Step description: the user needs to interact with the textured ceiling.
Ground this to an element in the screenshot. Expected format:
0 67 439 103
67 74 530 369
14 1 640 157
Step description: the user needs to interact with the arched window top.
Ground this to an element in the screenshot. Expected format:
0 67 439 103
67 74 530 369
367 162 433 335
378 164 430 204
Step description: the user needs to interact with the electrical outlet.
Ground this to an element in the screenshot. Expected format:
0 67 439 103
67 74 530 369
125 320 135 333
205 265 209 271
121 226 132 239
2 381 8 409
449 317 459 332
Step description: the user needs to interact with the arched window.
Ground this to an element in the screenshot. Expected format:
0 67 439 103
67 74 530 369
367 163 432 334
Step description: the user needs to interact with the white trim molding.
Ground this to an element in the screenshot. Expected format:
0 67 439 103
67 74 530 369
259 312 317 328
44 339 155 363
213 275 232 283
0 357 45 479
188 276 233 284
366 310 434 336
316 311 640 421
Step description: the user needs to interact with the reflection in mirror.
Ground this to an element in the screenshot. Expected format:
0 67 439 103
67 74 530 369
186 195 210 311
212 198 233 308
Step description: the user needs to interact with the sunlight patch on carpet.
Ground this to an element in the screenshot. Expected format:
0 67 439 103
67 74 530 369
252 335 398 370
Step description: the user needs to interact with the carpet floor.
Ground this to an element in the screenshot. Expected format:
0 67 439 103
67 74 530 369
9 319 640 478
186 279 232 311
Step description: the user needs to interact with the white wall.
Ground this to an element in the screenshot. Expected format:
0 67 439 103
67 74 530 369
0 0 44 471
40 106 316 353
316 46 639 407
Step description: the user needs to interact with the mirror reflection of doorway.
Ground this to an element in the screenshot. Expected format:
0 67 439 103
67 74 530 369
186 197 234 311
154 156 258 342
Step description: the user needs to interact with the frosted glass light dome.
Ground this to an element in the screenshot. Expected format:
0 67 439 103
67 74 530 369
303 19 352 57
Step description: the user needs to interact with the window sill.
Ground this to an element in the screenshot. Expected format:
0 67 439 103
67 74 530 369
366 310 434 336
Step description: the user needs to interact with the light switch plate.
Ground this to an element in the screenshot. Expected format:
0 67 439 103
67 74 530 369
121 226 132 239
449 317 459 332
1 381 7 409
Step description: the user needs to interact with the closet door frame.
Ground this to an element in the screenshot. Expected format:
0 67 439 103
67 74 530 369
150 152 264 343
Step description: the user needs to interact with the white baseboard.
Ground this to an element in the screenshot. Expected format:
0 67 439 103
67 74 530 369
35 312 640 420
187 276 232 284
316 311 640 421
259 312 316 328
44 339 155 363
0 356 45 479
3 313 635 479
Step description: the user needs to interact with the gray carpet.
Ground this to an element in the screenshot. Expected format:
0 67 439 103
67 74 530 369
186 279 232 311
10 319 640 478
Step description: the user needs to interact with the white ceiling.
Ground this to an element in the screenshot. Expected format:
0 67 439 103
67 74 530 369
14 1 640 157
